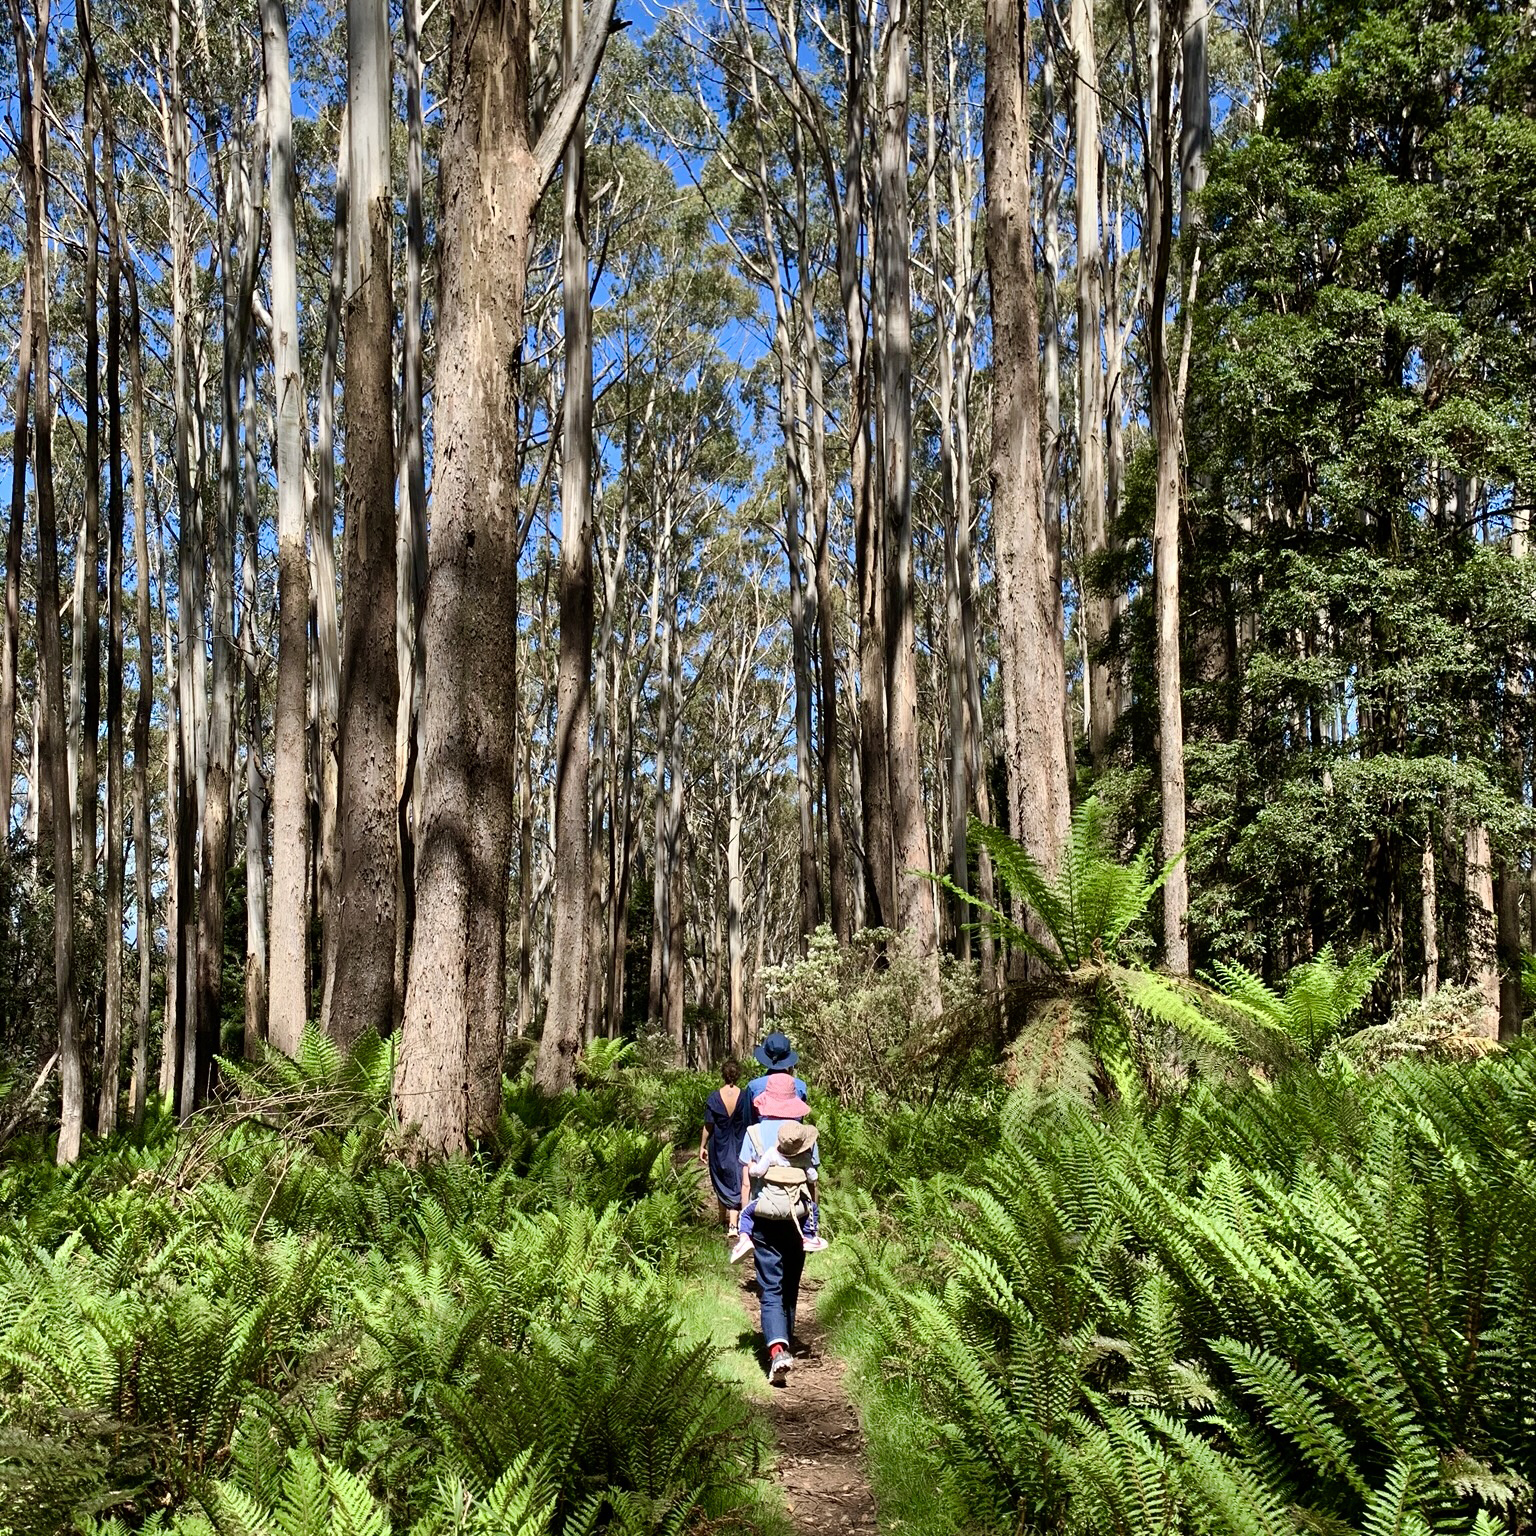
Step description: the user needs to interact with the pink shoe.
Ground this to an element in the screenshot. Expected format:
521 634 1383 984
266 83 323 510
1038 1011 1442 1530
729 1232 754 1264
802 1235 829 1252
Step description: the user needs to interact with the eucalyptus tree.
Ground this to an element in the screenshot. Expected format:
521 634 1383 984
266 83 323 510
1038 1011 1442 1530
534 0 599 1093
261 0 308 1058
395 0 619 1154
983 0 1071 924
9 0 84 1161
325 0 400 1048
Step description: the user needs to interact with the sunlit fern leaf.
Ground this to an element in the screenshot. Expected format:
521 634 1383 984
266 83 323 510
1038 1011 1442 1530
1464 1513 1513 1536
324 1465 390 1536
1112 968 1234 1052
1362 1461 1436 1536
472 1450 557 1535
1152 1411 1296 1536
1211 1339 1369 1497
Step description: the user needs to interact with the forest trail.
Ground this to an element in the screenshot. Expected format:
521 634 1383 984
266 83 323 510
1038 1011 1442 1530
733 1271 880 1533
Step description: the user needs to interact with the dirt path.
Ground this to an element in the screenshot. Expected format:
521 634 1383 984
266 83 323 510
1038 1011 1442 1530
735 1273 879 1533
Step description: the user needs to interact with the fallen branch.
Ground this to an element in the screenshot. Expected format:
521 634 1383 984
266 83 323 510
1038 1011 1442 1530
0 1052 58 1148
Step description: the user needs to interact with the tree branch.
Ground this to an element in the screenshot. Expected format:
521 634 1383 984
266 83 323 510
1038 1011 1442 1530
533 0 625 200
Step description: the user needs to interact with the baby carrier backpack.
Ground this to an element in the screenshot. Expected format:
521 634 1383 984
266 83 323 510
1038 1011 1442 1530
749 1124 817 1223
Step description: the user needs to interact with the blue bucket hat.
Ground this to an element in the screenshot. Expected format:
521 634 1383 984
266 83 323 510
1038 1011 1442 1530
753 1031 799 1071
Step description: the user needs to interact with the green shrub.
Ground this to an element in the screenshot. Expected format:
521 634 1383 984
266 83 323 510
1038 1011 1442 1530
761 926 983 1103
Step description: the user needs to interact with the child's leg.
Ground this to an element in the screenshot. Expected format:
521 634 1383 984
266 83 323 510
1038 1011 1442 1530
738 1200 757 1240
799 1200 827 1249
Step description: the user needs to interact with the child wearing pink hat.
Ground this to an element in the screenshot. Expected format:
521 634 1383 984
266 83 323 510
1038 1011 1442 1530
737 1071 828 1385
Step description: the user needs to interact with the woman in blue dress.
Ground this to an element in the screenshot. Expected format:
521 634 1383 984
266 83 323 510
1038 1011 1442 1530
697 1059 750 1236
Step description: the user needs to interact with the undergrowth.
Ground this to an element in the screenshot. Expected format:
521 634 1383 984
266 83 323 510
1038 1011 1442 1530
819 1047 1536 1536
0 1031 785 1536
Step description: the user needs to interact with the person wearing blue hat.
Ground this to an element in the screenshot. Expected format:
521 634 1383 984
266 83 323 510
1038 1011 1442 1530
746 1032 808 1126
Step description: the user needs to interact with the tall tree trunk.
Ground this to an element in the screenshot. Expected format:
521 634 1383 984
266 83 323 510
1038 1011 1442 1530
1179 0 1210 229
165 0 202 1116
514 734 535 1037
833 0 891 934
396 0 618 1155
925 22 968 955
1073 0 1111 768
880 0 939 995
156 497 180 1101
241 339 268 1058
396 0 428 1016
984 0 1071 928
12 0 83 1162
95 20 126 1132
193 133 259 1108
786 470 820 942
1147 0 1189 973
535 0 596 1092
262 0 310 1057
326 0 399 1049
791 129 847 943
666 800 686 1060
312 115 346 998
727 776 745 1051
122 186 153 1129
79 36 101 903
0 260 28 842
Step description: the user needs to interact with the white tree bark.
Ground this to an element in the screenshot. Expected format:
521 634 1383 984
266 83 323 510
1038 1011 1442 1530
262 0 311 1057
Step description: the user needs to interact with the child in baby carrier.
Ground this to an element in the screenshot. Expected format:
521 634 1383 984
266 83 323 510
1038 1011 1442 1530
730 1121 827 1263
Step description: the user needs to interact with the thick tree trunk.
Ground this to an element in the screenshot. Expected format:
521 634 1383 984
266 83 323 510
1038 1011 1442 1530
880 0 940 994
95 29 126 1132
326 0 400 1050
831 0 892 934
12 0 83 1162
396 0 618 1155
792 148 847 943
535 0 596 1092
1180 0 1210 227
984 0 1071 925
924 24 968 955
262 0 310 1057
396 0 428 1015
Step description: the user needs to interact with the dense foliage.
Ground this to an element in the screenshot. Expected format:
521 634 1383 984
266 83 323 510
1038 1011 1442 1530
0 1036 779 1536
824 1048 1536 1535
1171 0 1536 979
